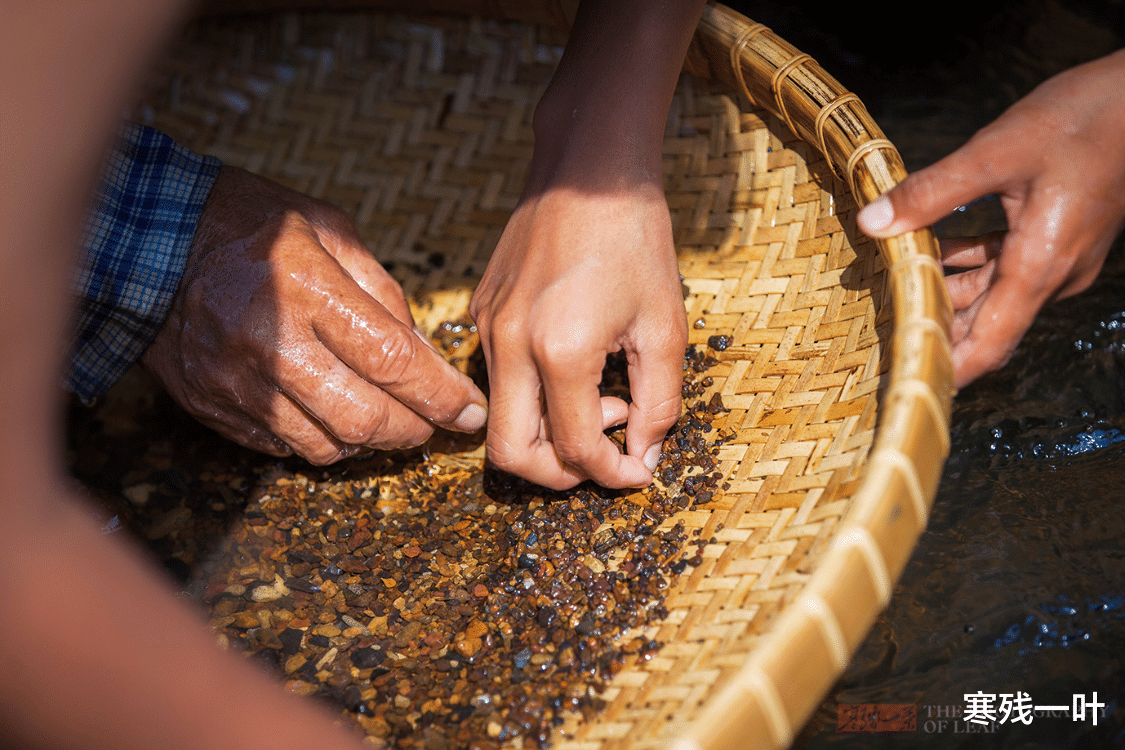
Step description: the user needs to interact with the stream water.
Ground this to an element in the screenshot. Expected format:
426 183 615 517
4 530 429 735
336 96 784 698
795 252 1125 749
722 1 1125 746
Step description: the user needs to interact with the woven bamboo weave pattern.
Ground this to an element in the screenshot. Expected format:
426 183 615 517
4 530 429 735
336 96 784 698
130 4 953 749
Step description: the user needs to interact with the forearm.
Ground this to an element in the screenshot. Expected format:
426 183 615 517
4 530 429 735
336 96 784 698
529 0 707 192
0 488 364 750
0 0 360 747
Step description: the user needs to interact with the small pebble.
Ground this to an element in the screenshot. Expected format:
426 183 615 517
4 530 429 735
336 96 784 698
351 648 386 669
454 638 482 658
707 334 732 351
232 612 260 629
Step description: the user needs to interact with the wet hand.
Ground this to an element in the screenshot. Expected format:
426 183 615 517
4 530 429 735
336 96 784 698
142 166 487 463
469 184 687 491
858 49 1125 388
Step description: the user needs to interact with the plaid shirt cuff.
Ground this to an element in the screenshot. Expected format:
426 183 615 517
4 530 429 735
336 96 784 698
67 123 221 401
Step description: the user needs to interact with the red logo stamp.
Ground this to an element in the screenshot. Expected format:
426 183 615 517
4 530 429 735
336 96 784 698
837 704 917 732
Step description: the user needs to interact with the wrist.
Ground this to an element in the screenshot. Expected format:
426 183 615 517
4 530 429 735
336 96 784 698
526 0 705 193
529 97 664 194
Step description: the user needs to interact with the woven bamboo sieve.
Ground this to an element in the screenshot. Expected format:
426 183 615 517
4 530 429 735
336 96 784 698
128 3 954 748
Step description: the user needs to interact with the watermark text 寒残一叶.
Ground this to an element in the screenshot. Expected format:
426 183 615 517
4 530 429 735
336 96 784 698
837 692 1107 733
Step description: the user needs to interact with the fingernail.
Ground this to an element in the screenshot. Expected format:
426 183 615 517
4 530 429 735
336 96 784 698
858 195 894 233
452 402 487 433
643 444 661 472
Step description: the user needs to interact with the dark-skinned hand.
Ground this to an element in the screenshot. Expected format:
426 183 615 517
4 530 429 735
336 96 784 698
859 49 1125 388
142 165 488 463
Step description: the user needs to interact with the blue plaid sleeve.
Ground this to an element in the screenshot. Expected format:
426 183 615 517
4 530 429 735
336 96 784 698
67 123 221 402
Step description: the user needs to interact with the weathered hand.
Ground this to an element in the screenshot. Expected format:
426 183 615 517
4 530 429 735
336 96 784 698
470 183 687 491
142 166 487 463
858 49 1125 388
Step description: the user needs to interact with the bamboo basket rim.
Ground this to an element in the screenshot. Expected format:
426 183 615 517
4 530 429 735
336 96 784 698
674 5 954 748
114 4 956 749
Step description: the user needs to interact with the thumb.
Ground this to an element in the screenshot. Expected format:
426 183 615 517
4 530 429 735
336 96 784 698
857 140 1008 239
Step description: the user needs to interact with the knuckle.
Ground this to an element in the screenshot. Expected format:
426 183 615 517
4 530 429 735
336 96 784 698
485 432 536 477
334 417 378 446
552 434 600 469
486 433 580 491
487 309 526 347
374 423 433 451
339 399 392 445
374 281 410 315
531 329 594 376
367 325 420 384
642 393 683 431
300 442 346 466
485 436 521 474
328 399 433 451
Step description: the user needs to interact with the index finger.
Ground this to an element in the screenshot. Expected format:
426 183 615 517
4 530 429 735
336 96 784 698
539 349 653 490
317 226 416 326
857 126 1028 239
310 269 488 433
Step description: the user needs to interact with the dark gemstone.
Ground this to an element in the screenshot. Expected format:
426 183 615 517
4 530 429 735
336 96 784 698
706 334 732 351
287 549 320 564
250 647 282 675
537 606 557 628
342 685 365 712
575 615 596 635
351 647 387 669
278 627 305 655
